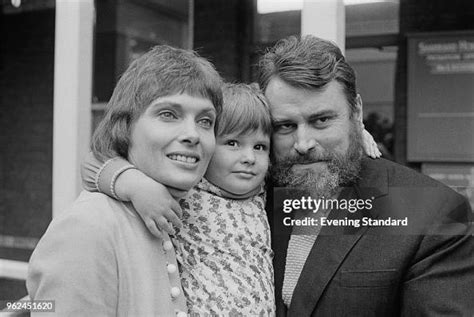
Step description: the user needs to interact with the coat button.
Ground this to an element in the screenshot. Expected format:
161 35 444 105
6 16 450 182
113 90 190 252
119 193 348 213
170 287 181 298
167 263 177 274
163 240 173 251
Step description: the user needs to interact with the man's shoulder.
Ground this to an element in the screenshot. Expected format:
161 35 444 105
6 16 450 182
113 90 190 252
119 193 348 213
360 158 472 226
361 158 469 207
362 158 449 188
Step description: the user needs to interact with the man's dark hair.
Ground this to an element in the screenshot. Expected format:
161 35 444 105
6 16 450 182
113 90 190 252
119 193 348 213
258 35 358 115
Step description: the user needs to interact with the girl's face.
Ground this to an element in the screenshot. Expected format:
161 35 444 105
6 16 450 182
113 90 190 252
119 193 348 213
205 129 270 195
128 93 216 192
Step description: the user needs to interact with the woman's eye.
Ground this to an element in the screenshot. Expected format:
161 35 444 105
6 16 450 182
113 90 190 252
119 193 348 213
198 118 213 129
158 111 177 120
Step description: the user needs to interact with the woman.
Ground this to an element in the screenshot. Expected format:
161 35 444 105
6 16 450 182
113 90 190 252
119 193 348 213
27 45 223 316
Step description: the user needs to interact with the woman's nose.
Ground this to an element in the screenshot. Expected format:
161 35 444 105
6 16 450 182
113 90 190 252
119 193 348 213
178 120 200 145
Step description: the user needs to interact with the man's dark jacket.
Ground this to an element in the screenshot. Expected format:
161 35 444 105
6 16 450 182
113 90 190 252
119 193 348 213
268 158 473 316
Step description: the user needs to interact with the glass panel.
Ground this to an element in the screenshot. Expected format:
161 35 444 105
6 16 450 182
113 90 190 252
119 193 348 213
92 0 192 132
345 1 399 160
0 2 56 263
252 0 301 82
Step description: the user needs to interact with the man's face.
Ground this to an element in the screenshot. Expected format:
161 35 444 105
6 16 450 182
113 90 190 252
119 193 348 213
265 77 363 197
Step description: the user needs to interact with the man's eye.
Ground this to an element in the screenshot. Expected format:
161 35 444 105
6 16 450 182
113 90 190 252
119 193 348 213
158 111 177 120
198 118 214 129
318 117 329 123
226 140 238 147
274 123 295 133
313 117 332 127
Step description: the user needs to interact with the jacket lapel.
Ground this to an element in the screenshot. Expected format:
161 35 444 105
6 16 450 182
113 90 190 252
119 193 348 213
288 158 389 316
268 187 298 315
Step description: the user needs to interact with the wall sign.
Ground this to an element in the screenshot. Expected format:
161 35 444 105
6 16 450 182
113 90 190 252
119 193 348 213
407 31 474 162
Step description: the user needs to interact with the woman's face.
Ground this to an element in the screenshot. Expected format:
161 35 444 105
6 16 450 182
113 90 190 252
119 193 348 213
128 93 216 192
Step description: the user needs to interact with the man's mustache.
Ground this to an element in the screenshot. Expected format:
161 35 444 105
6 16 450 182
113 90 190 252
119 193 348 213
274 151 334 166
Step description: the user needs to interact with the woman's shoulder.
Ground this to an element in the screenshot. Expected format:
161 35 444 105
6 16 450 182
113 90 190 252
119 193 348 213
46 191 132 241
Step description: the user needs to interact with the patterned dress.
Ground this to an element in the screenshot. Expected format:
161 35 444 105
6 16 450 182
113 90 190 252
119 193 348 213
172 178 275 316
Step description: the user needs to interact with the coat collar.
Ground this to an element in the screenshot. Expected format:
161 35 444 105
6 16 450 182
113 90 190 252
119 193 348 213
286 158 390 316
354 157 389 201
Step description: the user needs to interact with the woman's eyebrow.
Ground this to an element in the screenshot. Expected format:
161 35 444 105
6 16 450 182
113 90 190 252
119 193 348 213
149 101 182 110
199 107 217 116
149 101 215 116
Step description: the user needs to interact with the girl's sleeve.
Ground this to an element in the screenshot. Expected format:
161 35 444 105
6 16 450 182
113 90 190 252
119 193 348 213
81 152 135 199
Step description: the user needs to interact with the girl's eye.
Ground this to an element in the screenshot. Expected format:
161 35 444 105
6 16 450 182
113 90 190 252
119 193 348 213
198 118 214 129
158 111 177 120
254 144 267 151
226 140 238 147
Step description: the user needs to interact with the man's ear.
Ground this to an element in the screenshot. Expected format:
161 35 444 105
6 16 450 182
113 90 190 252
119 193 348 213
354 94 363 125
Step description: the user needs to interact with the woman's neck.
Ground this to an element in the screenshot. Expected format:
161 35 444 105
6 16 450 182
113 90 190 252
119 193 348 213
168 187 189 199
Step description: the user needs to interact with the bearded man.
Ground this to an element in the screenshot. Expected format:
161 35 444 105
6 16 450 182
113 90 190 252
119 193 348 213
261 35 473 316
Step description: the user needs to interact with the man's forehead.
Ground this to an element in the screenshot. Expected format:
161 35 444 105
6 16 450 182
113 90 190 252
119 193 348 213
265 79 349 118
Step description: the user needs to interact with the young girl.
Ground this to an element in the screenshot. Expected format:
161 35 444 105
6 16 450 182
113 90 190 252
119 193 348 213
171 83 274 315
82 83 380 315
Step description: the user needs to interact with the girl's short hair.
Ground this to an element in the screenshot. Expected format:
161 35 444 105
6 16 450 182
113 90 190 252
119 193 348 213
91 45 223 161
216 83 272 138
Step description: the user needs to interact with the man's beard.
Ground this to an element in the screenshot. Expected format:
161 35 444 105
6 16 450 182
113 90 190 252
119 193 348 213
270 123 364 198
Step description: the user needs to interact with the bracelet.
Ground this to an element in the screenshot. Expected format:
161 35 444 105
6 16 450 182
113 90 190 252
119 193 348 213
110 164 137 200
95 158 116 193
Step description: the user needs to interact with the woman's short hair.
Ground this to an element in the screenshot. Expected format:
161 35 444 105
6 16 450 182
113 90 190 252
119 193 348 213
258 35 358 117
91 45 224 161
216 83 272 138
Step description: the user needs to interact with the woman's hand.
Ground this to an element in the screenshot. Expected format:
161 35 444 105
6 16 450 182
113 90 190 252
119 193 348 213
362 128 382 159
115 169 183 238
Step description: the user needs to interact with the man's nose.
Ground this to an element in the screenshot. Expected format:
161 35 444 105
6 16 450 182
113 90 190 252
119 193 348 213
294 126 317 155
241 147 256 165
178 119 200 145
